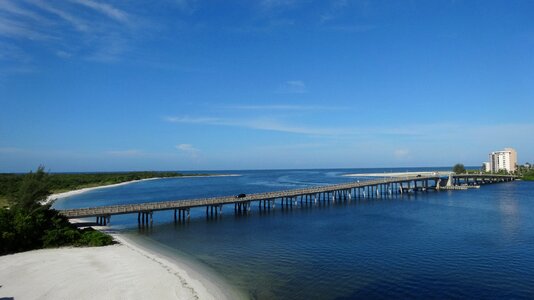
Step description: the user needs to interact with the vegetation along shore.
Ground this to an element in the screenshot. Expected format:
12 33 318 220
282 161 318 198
0 170 210 208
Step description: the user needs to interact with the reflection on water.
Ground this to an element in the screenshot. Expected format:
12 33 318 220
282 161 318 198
55 169 534 299
498 187 521 241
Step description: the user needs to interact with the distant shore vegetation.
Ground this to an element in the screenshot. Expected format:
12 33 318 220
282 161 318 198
521 169 534 181
452 163 467 174
0 166 119 255
463 163 534 181
0 170 205 208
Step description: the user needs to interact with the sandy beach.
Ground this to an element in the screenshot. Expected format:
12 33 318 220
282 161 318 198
42 177 162 205
3 173 245 300
0 234 232 300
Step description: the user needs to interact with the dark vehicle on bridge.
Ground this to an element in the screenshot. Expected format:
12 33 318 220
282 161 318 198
235 193 247 198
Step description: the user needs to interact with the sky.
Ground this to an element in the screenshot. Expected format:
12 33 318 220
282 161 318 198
1 0 533 172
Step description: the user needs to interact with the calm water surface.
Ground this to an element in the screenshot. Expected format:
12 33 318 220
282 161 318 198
54 168 534 299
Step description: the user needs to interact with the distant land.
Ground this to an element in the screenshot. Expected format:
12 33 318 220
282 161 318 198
0 171 211 208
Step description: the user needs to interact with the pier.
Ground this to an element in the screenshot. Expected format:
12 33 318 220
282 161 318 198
59 174 516 226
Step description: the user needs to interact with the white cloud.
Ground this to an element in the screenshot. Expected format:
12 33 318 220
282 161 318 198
277 80 307 94
176 144 200 158
393 149 410 159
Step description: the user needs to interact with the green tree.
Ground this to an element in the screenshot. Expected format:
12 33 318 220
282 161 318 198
8 165 50 211
453 163 466 174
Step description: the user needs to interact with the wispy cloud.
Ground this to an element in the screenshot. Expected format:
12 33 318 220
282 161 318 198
165 116 220 123
393 148 410 159
165 115 534 147
30 1 89 32
70 0 130 25
0 0 142 68
172 0 199 14
165 115 351 136
276 80 307 94
176 143 200 158
106 149 144 157
230 104 344 111
0 0 48 22
320 0 349 23
55 50 72 59
324 24 376 33
0 147 27 154
0 18 52 40
260 0 299 10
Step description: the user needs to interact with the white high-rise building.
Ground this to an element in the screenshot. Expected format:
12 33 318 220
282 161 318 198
489 148 517 173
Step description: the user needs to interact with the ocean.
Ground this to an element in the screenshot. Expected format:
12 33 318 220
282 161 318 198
53 168 534 299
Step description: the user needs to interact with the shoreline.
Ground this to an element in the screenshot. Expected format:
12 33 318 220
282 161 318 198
43 174 241 205
120 232 246 300
0 230 237 300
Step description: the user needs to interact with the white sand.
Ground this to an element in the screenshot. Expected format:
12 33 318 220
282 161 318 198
43 174 241 205
42 177 162 205
343 171 452 177
0 234 231 300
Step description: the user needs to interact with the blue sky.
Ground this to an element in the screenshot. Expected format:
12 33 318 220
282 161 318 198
1 0 533 172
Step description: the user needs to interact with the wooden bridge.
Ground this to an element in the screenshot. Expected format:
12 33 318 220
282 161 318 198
58 173 517 226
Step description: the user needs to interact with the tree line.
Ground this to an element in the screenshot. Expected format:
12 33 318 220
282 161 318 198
0 170 193 207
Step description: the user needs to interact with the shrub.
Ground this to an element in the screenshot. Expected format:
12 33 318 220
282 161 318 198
43 227 82 248
77 228 115 247
0 167 115 255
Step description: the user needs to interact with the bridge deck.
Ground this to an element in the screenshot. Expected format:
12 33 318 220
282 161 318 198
58 174 516 219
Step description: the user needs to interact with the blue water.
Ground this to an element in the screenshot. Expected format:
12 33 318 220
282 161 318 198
53 168 534 299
